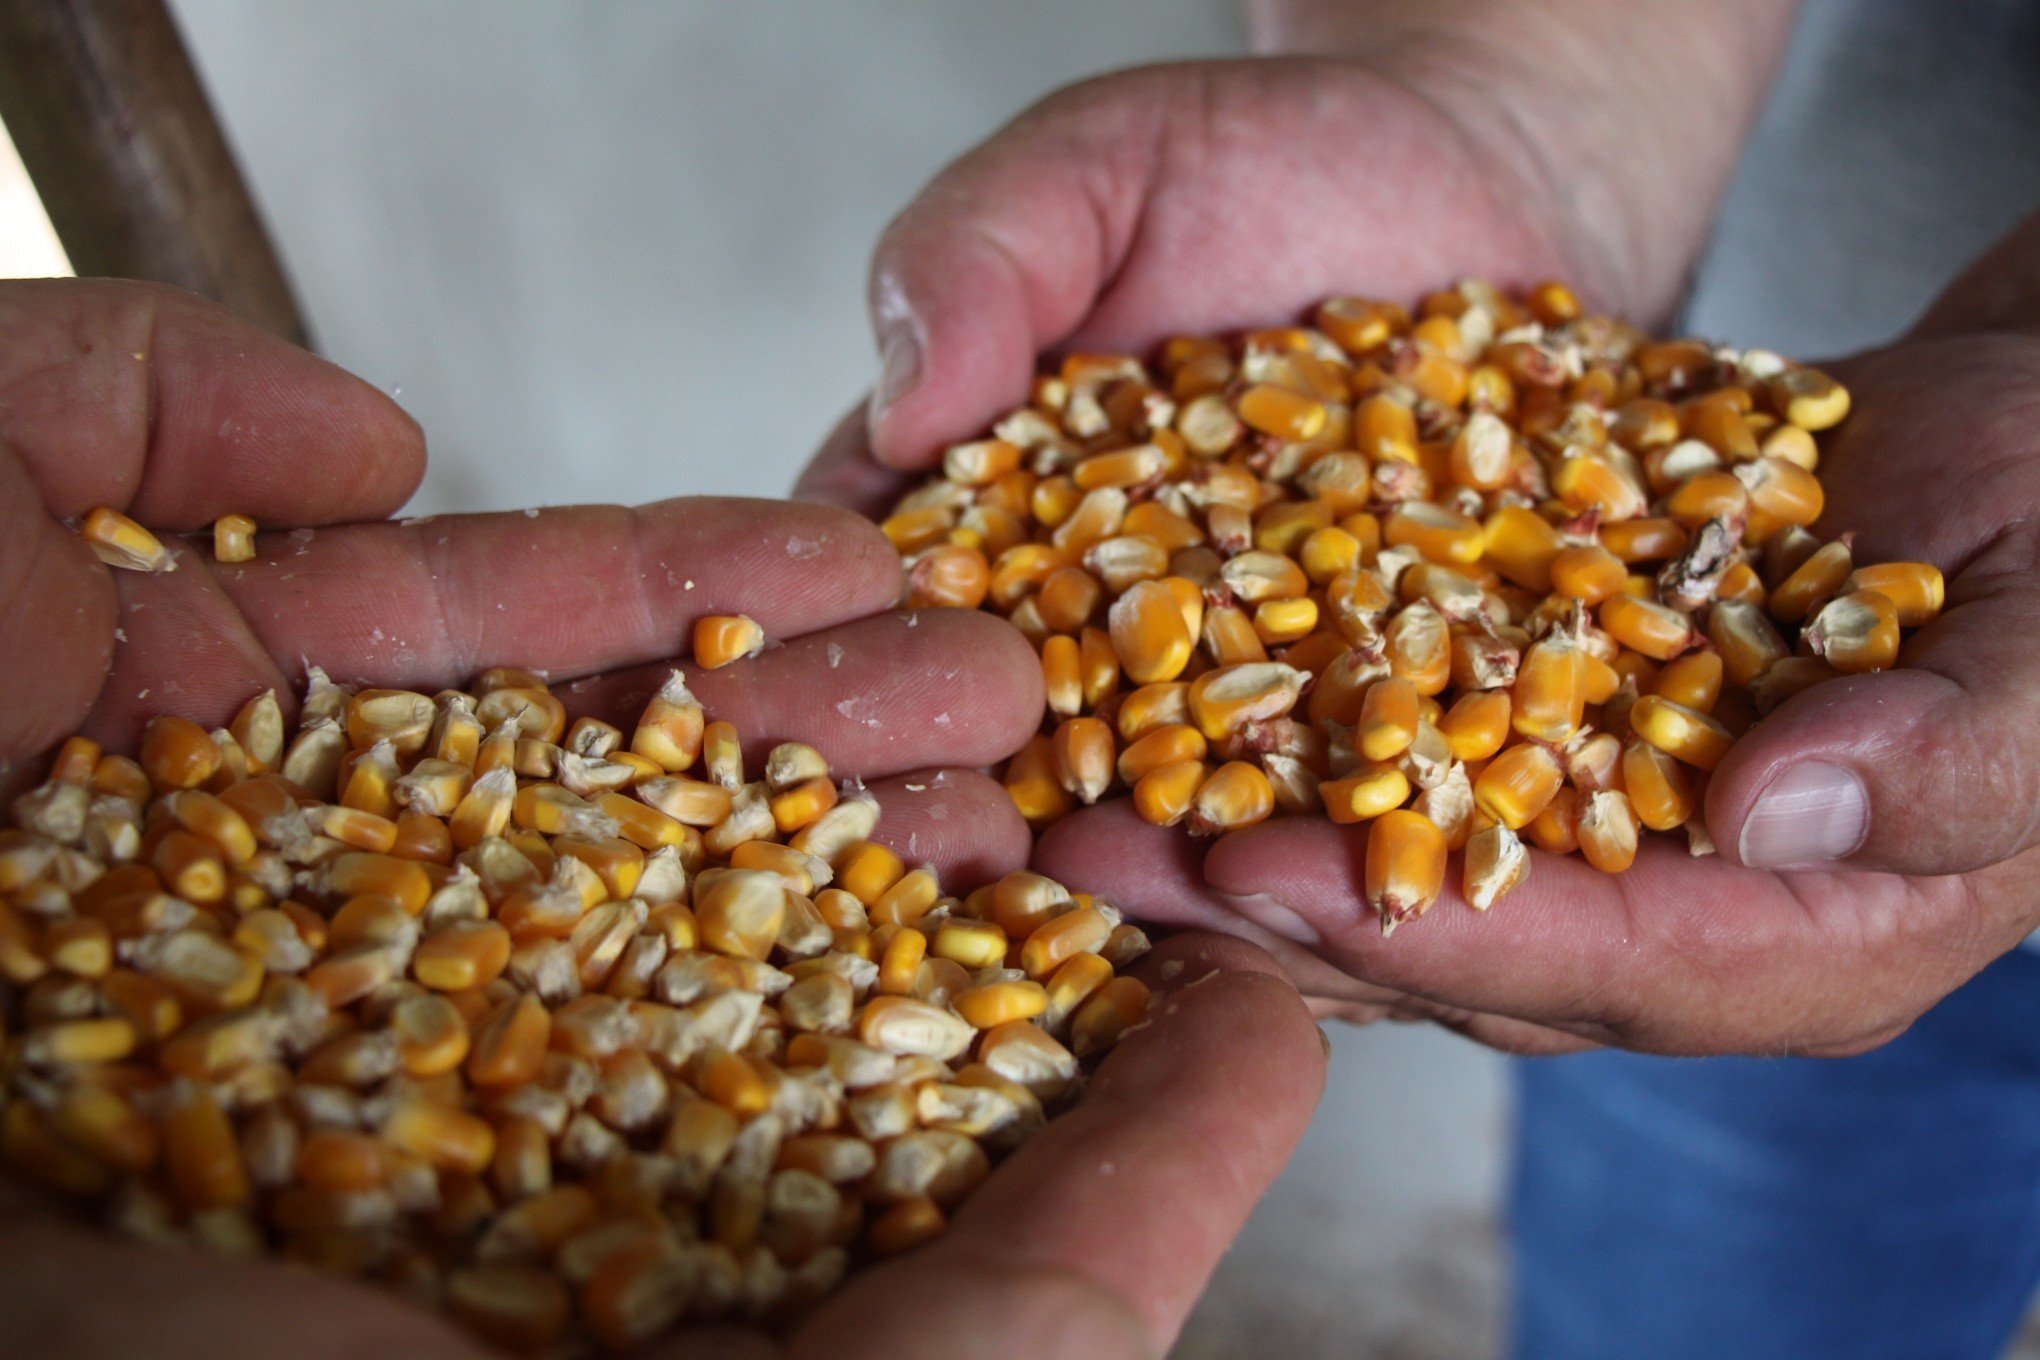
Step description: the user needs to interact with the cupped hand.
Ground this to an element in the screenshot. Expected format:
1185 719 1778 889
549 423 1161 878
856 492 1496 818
797 55 1590 515
4 937 1323 1360
1034 212 2040 1058
0 279 1326 1354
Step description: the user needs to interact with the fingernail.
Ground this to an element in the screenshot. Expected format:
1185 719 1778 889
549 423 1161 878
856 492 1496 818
1739 761 1868 869
867 329 921 437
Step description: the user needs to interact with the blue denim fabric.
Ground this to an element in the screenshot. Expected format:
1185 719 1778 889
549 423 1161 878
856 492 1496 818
1509 949 2040 1360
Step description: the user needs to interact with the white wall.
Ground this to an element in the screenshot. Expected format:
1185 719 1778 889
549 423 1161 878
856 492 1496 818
168 2 1242 515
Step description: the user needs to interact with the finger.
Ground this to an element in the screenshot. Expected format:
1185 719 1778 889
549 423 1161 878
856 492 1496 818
862 74 1163 469
1043 799 1966 1053
1034 800 1423 1010
1908 207 2040 340
862 61 1571 470
562 609 1042 782
792 403 917 518
1038 805 1610 1054
0 1205 485 1360
118 498 905 724
0 278 423 526
862 770 1033 888
0 450 118 775
0 279 424 770
1709 343 2040 877
800 933 1325 1358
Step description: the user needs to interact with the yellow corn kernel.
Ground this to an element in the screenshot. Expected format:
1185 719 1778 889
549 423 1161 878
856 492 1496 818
1384 502 1484 565
1512 634 1586 744
1068 975 1150 1057
1237 384 1328 441
1132 758 1207 827
1365 809 1448 931
1109 579 1194 684
906 543 991 609
1186 760 1274 836
1036 566 1103 634
1358 676 1420 761
1600 517 1688 564
1599 592 1699 661
1707 599 1790 688
1480 506 1562 593
1767 367 1851 430
140 715 219 791
1253 597 1319 646
629 672 704 772
1320 764 1412 825
954 979 1049 1029
1769 538 1854 623
693 614 765 670
1841 561 1944 627
1473 743 1564 829
1804 590 1901 674
1549 545 1628 603
211 513 258 564
1004 734 1076 826
1652 650 1724 713
80 506 176 573
1621 740 1696 831
162 1083 249 1209
1438 690 1511 761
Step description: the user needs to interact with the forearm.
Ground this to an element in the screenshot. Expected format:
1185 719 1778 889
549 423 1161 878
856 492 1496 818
1244 0 1798 325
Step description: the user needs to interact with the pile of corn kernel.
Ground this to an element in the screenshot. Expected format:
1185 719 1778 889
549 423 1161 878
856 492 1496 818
0 668 1151 1351
885 280 1945 929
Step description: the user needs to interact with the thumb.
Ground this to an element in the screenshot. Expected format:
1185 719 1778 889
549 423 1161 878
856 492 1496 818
1711 217 2040 877
862 72 1173 469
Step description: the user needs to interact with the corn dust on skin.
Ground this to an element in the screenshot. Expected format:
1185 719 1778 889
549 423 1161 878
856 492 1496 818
0 669 1151 1353
884 280 1946 928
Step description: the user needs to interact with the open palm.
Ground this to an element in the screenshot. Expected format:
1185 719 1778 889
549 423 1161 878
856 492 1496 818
0 279 1324 1356
1028 218 2040 1057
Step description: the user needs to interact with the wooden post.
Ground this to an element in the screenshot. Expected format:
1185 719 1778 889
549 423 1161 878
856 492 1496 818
0 0 312 348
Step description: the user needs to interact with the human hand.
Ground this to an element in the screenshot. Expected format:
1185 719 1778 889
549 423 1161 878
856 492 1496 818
1034 211 2040 1058
797 54 1596 514
0 278 1324 1355
4 934 1323 1360
799 0 1793 514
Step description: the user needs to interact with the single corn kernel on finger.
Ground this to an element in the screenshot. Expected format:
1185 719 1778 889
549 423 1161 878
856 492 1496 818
80 506 176 572
1366 809 1448 932
212 513 258 564
692 614 766 669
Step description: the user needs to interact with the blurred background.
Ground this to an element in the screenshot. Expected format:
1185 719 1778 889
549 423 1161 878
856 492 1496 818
3 2 2038 1356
